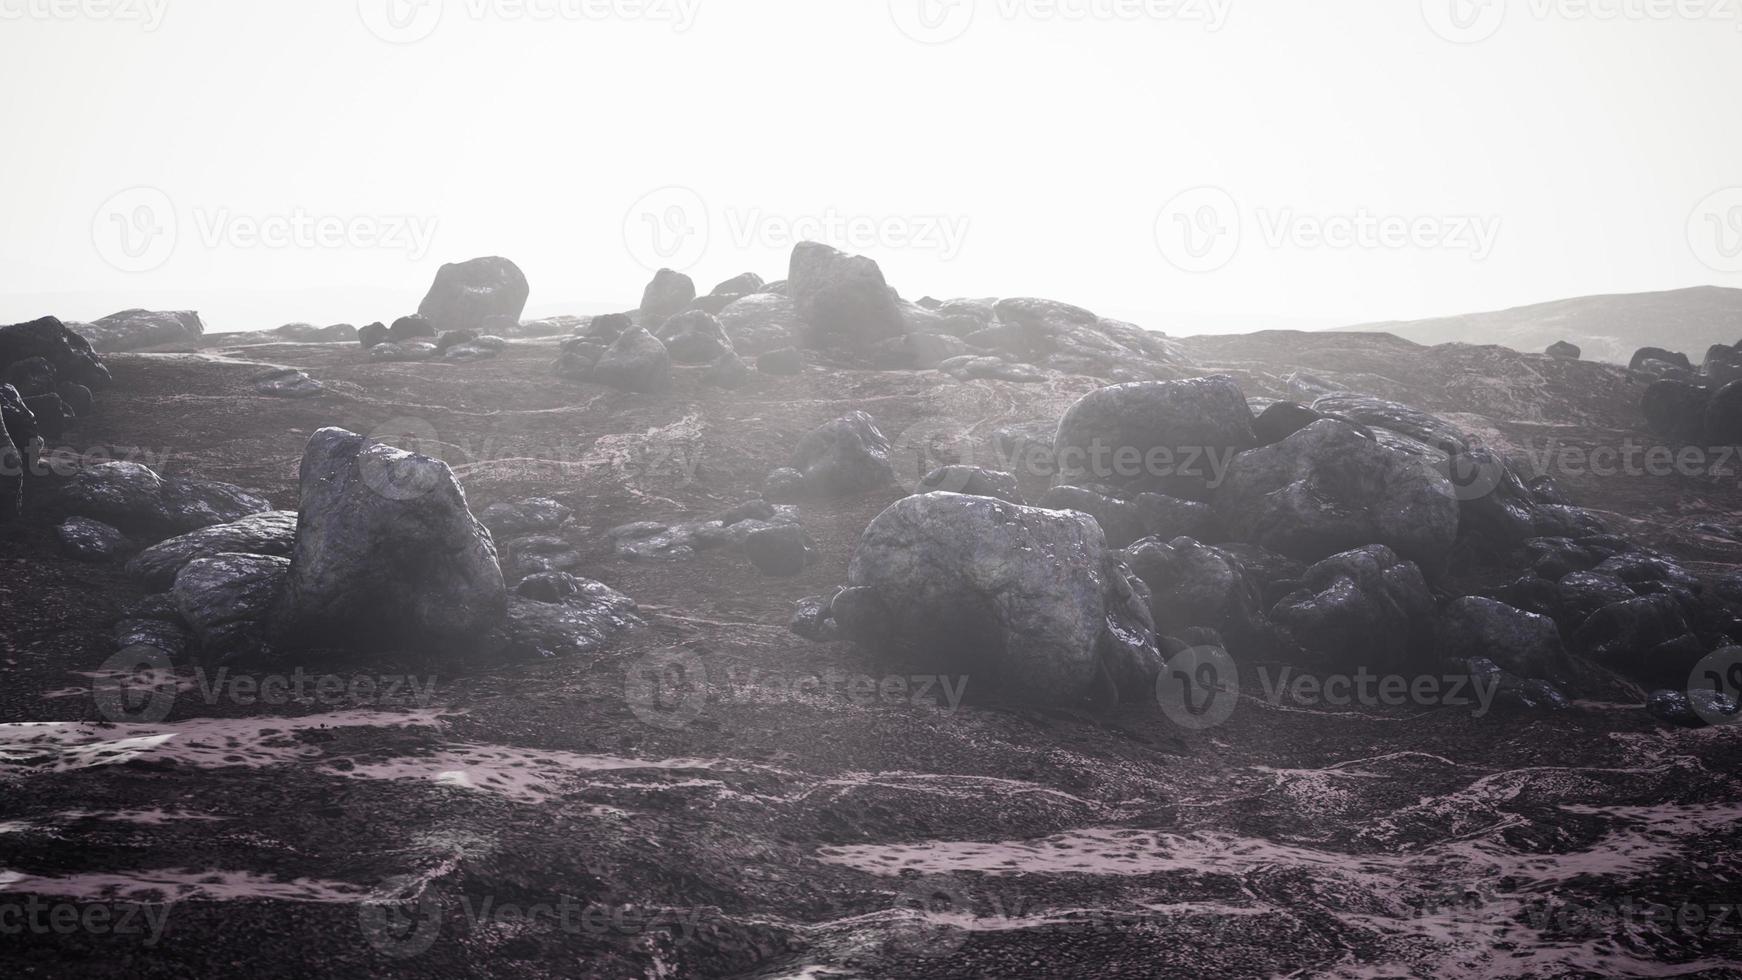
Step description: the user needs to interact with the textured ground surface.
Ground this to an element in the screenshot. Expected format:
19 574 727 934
2 331 1740 978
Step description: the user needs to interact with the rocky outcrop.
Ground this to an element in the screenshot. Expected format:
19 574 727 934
788 242 905 351
1214 420 1460 567
790 412 896 497
71 310 203 353
417 256 530 334
269 428 507 654
1124 536 1269 654
1436 597 1569 682
56 462 272 537
0 316 112 389
1053 376 1255 501
823 493 1159 706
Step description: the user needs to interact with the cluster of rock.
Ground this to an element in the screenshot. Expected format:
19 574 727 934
1636 341 1742 446
348 258 529 363
0 316 116 519
788 376 1737 722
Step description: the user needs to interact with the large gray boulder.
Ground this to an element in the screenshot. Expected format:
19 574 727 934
0 316 112 388
269 428 506 654
1123 536 1268 654
417 256 530 334
69 310 202 354
127 511 299 590
655 310 735 365
828 492 1159 705
718 294 805 355
1053 376 1256 501
593 325 672 394
787 242 904 351
791 412 896 497
1310 393 1470 455
1271 545 1436 672
640 269 696 324
1214 419 1460 567
1437 597 1569 682
174 554 289 662
57 462 272 536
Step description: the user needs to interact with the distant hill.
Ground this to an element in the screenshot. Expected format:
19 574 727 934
1350 285 1742 365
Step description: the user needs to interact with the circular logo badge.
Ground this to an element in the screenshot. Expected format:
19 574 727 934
889 418 982 495
1421 0 1506 43
623 186 710 273
1689 647 1742 727
1429 448 1507 503
357 0 444 43
885 873 975 960
888 0 976 44
92 187 177 274
625 649 709 730
358 875 443 959
92 645 178 724
1689 187 1742 275
1154 186 1241 273
360 416 447 501
1156 645 1239 731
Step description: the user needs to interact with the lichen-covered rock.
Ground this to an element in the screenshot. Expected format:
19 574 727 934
269 428 506 654
174 554 289 662
1270 545 1436 672
417 256 530 334
787 242 904 351
127 511 299 590
1214 420 1460 567
831 492 1159 706
1053 376 1255 501
792 412 896 497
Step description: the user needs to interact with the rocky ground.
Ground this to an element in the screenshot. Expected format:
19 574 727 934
3 257 1742 979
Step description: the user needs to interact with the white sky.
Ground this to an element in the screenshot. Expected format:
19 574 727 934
2 0 1739 334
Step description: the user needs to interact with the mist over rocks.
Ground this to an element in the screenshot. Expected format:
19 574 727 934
417 256 531 335
1052 376 1256 501
70 309 204 352
787 241 905 351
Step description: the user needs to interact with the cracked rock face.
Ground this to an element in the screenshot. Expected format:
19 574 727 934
1213 419 1460 568
269 427 506 655
831 492 1158 706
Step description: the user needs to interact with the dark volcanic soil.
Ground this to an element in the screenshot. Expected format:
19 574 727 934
2 331 1741 979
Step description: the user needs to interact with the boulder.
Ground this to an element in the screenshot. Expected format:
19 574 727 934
57 382 92 417
870 333 968 370
1214 419 1460 567
275 322 358 344
72 310 202 353
592 325 672 394
417 256 530 334
1053 376 1256 501
24 393 72 438
1124 536 1268 654
719 294 805 355
174 554 289 662
478 498 572 539
388 315 437 343
57 462 270 536
711 272 765 297
640 269 696 324
791 412 896 497
787 242 904 350
269 428 507 653
656 310 734 364
1436 597 1569 682
56 517 127 562
830 492 1160 705
1571 594 1697 684
0 317 111 388
1309 393 1468 455
1037 485 1214 550
1556 571 1640 632
127 511 299 590
918 465 1024 505
1252 401 1324 446
1630 347 1692 372
1546 341 1582 360
1642 379 1711 444
1646 688 1740 728
358 323 390 348
3 356 57 399
1270 545 1437 672
763 467 807 503
500 583 641 659
254 368 323 398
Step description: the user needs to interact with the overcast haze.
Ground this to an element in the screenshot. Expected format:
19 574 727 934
3 0 1740 334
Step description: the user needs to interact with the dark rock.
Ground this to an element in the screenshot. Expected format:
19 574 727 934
592 325 672 394
657 310 735 365
1525 535 1633 580
1546 341 1582 360
72 310 202 354
1309 393 1469 455
1214 420 1460 567
269 427 507 654
1037 485 1213 550
369 340 437 362
1642 378 1713 444
388 315 437 343
757 347 804 375
0 385 26 522
787 242 904 350
517 571 588 603
57 462 270 535
417 256 530 334
56 517 127 562
1217 543 1309 607
23 394 72 439
435 329 479 353
443 336 506 361
792 412 895 497
500 583 641 658
1593 552 1701 595
3 356 56 398
275 322 358 344
358 323 390 348
127 511 299 590
763 467 807 503
719 294 805 355
918 465 1024 505
712 272 765 296
1252 401 1324 446
833 492 1159 705
640 268 696 324
478 498 572 538
1705 345 1742 387
1557 571 1642 631
114 616 189 660
174 554 289 662
1705 379 1742 445
1630 346 1692 372
790 594 841 642
1646 687 1740 727
1270 545 1436 672
1437 597 1569 681
0 317 110 390
1572 594 1695 682
1124 536 1268 654
56 382 92 416
745 524 812 577
1054 376 1256 501
702 352 752 389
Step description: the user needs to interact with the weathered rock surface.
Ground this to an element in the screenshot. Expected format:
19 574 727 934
56 516 127 562
72 309 203 353
788 242 904 351
417 256 530 334
174 553 290 662
640 269 696 324
1053 376 1255 500
791 412 896 497
127 511 299 590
